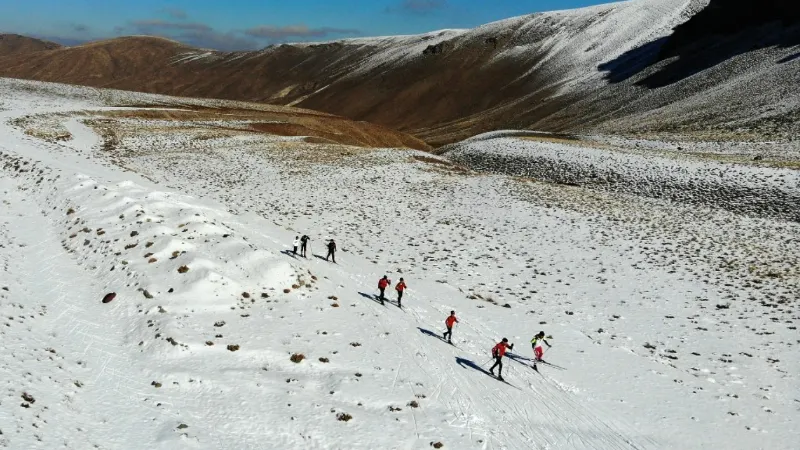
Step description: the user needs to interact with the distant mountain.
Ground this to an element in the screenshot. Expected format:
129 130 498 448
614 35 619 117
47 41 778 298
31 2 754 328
0 34 61 58
1 0 797 145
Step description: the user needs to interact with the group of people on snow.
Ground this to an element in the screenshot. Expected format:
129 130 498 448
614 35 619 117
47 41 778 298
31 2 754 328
291 234 336 262
287 235 553 382
488 332 552 380
377 275 406 306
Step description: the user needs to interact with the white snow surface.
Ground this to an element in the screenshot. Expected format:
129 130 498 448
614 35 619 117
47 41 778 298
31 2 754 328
1 79 799 450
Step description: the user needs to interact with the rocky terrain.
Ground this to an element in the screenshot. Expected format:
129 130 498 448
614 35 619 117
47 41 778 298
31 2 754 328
444 133 800 222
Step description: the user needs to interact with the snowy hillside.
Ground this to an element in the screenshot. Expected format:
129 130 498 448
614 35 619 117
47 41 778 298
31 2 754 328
1 79 798 449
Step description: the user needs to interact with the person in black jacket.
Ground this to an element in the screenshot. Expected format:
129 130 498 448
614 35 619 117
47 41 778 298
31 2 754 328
300 235 310 258
326 239 337 263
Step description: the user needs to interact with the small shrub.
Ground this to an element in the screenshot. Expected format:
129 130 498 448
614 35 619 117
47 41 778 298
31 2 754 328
177 265 189 273
331 303 340 307
283 288 291 294
350 342 361 347
66 208 75 215
214 321 226 327
148 258 157 263
151 381 162 388
319 357 330 363
21 393 35 403
336 412 352 422
205 341 214 346
407 400 419 408
227 344 240 352
431 442 444 449
290 353 305 363
242 292 250 298
145 242 154 248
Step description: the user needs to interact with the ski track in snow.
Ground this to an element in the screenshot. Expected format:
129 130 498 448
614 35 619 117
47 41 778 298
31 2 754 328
1 79 798 449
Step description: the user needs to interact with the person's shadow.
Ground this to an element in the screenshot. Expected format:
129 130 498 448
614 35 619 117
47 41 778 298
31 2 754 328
455 357 493 377
280 250 298 258
358 291 384 305
418 327 447 342
455 357 518 388
505 352 533 363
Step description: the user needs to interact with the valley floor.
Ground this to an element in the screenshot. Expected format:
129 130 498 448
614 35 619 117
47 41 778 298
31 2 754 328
0 79 798 449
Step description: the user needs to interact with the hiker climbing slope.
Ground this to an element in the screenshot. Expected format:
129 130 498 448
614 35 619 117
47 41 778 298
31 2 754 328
530 331 552 362
489 338 514 381
395 277 407 307
378 275 391 305
326 239 337 263
443 311 458 343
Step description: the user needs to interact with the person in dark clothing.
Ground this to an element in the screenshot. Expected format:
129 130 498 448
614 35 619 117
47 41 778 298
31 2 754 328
300 235 310 258
395 278 406 307
489 338 514 381
377 275 391 305
443 311 458 343
325 239 336 263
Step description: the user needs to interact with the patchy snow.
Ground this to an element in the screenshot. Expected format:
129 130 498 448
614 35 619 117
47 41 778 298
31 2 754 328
444 134 800 221
1 79 798 449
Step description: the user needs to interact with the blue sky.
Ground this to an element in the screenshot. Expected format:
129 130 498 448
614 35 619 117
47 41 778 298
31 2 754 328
1 0 614 50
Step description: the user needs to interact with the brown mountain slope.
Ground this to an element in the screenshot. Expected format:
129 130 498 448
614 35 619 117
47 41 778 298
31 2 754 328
0 34 61 57
0 36 193 88
1 0 798 145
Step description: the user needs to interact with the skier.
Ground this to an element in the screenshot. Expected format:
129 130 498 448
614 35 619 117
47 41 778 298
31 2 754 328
292 236 300 256
395 277 407 307
377 275 391 305
300 234 310 258
530 331 552 362
443 310 458 343
489 338 514 381
326 239 336 263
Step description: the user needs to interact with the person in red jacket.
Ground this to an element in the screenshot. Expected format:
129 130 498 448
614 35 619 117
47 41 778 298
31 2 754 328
443 311 458 343
377 275 391 305
489 338 514 381
395 278 407 307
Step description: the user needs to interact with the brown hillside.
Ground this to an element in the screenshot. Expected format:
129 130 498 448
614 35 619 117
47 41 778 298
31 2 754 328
0 31 561 145
0 34 61 57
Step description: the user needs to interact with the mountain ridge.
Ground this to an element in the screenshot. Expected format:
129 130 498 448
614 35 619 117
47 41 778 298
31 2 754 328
1 0 798 145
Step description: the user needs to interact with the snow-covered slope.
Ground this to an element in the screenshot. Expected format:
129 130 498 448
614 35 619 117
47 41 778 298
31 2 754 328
1 80 798 449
